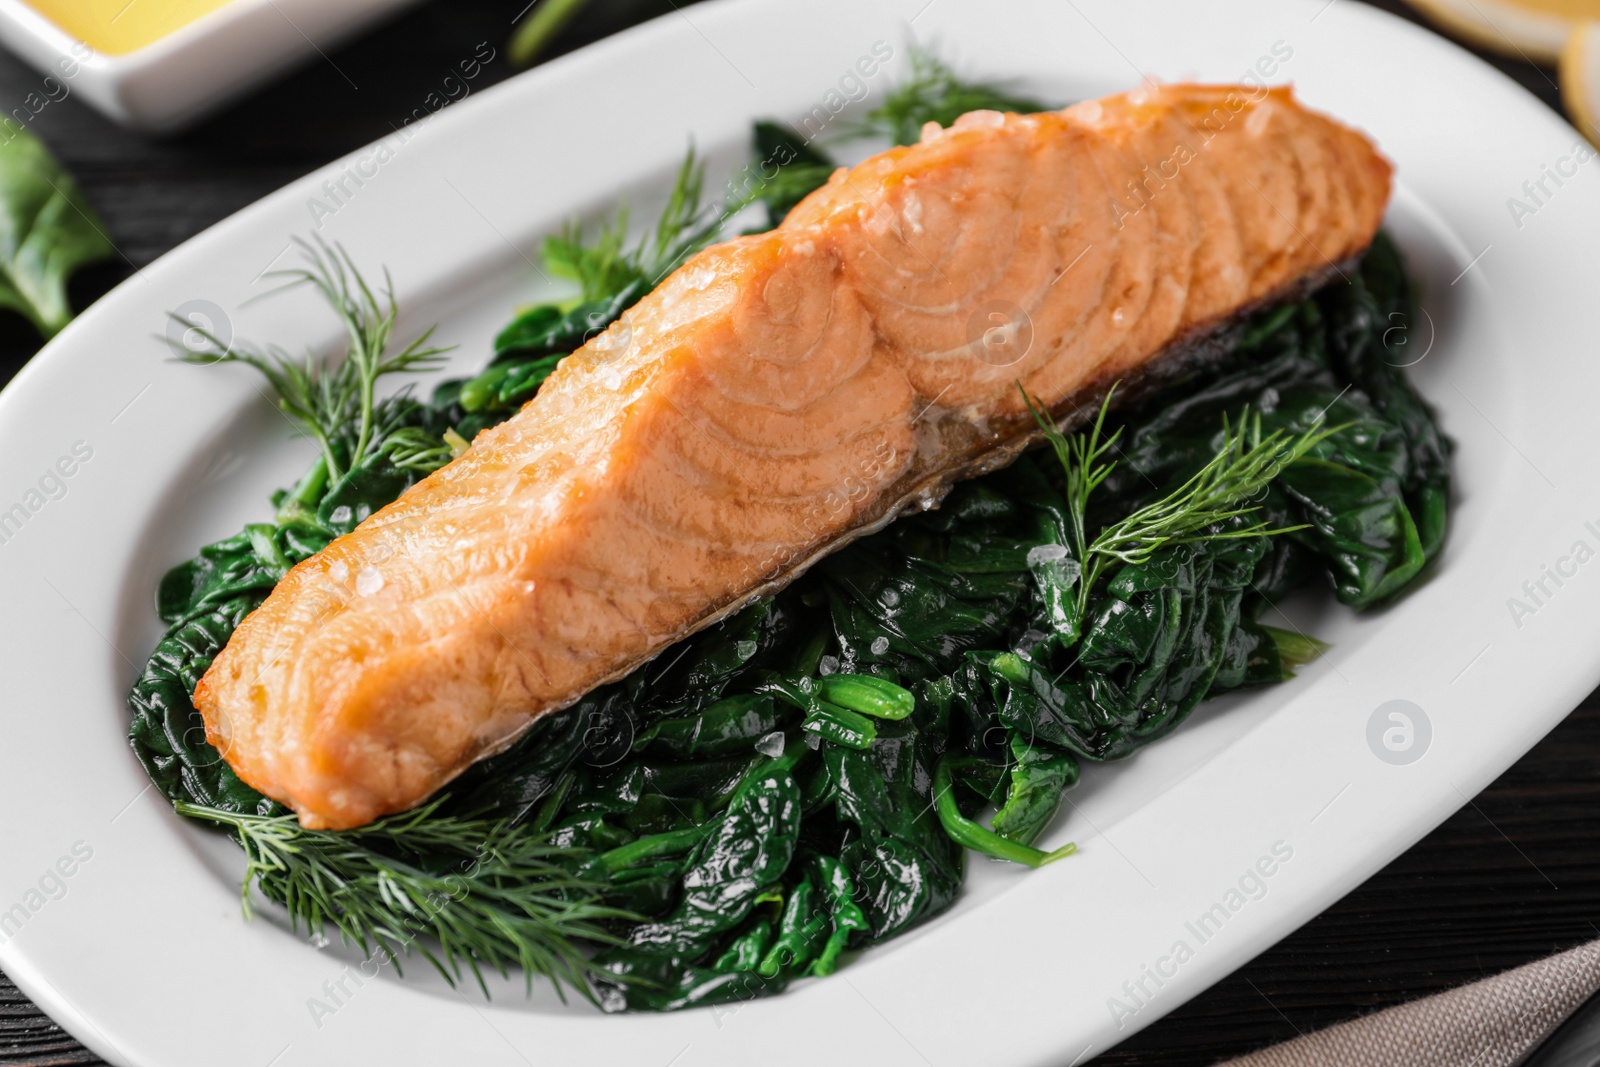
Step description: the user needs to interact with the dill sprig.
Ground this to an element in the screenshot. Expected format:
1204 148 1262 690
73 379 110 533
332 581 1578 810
168 239 452 481
860 43 1051 146
543 207 633 304
543 148 726 305
177 800 635 1000
643 150 713 281
1027 385 1335 626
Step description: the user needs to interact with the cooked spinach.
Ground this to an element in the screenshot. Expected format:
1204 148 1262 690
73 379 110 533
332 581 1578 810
746 120 838 225
128 108 1449 1013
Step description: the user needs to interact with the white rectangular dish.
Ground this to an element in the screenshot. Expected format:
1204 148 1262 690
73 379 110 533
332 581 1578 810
0 0 418 132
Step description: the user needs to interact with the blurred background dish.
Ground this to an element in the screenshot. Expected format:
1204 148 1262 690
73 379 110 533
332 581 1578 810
1400 0 1598 63
0 0 421 131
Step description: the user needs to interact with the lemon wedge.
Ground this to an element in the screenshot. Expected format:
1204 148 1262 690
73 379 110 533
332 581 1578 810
1403 0 1600 63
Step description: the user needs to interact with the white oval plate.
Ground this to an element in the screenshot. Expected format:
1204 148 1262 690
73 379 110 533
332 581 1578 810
1 1 1597 1064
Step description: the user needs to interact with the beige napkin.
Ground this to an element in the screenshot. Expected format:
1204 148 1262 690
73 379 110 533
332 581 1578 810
1219 940 1600 1067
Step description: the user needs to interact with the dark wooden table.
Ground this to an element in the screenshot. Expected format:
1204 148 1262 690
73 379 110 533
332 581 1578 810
2 1 1593 1064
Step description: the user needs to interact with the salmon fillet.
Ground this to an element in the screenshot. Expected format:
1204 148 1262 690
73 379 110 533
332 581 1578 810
195 83 1392 829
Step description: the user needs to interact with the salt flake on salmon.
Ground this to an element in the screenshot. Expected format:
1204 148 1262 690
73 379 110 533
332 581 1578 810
194 83 1392 830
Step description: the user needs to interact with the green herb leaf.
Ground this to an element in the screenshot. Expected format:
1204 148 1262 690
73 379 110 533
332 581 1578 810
540 148 718 308
0 125 114 338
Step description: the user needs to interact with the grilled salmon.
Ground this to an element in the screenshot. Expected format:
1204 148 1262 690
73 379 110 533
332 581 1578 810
195 83 1392 830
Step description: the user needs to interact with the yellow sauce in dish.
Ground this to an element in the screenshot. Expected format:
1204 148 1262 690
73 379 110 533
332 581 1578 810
21 0 236 55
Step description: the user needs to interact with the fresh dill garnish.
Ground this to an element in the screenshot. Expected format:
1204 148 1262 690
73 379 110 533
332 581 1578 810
1026 385 1335 630
542 148 726 306
542 208 633 304
860 43 1051 146
177 800 635 1000
642 150 715 280
168 239 452 482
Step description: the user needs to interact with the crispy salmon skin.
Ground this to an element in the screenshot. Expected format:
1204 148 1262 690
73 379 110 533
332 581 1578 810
195 83 1392 829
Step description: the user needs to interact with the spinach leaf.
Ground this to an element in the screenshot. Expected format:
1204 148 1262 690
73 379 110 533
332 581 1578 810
745 120 837 225
488 282 645 365
0 126 114 338
593 759 804 1010
988 736 1079 846
128 592 276 815
823 715 963 939
1094 256 1447 610
807 855 868 976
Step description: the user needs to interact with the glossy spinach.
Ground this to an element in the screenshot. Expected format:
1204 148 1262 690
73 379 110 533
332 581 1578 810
128 147 1449 1011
